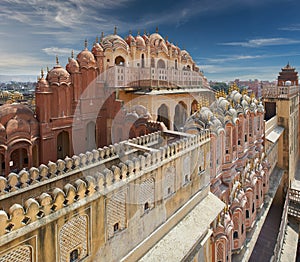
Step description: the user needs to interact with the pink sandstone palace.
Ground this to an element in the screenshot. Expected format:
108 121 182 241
0 28 299 262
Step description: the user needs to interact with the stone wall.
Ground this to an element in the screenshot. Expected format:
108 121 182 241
0 129 211 262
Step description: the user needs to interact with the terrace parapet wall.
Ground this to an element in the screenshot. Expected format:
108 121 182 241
0 129 210 241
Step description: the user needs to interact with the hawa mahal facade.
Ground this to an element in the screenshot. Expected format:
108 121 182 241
0 28 298 262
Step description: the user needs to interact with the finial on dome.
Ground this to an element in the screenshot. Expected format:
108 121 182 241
137 30 140 35
96 36 98 43
71 50 74 58
84 39 88 49
41 68 44 78
156 26 159 33
56 55 59 65
165 36 168 42
114 26 117 35
144 29 147 35
129 29 132 35
46 66 49 73
101 32 104 41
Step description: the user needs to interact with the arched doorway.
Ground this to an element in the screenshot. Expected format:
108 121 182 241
157 104 170 129
115 56 125 66
157 59 166 69
191 100 198 115
57 131 70 160
9 148 28 173
86 121 96 151
174 101 187 131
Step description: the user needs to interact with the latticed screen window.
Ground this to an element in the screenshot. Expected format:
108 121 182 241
183 156 191 184
217 242 224 262
0 245 32 262
249 117 253 136
225 127 231 152
163 166 175 198
59 215 88 262
107 188 127 238
138 177 155 213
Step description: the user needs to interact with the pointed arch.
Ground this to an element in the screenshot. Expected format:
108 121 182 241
115 56 125 66
57 131 70 159
86 121 96 151
157 104 170 129
174 101 187 131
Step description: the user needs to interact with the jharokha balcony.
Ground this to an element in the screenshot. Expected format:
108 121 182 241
103 65 208 90
262 84 300 99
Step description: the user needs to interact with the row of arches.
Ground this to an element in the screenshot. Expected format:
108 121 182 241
115 55 188 71
156 100 198 131
0 145 39 176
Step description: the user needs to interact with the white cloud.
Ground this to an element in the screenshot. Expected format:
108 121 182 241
42 47 80 56
206 55 262 63
201 64 283 81
220 38 300 47
279 24 300 31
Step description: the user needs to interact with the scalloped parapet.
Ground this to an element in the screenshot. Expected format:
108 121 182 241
0 129 210 237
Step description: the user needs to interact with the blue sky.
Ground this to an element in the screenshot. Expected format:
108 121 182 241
1 0 300 81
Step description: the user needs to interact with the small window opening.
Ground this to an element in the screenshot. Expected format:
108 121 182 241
113 222 119 232
70 249 79 262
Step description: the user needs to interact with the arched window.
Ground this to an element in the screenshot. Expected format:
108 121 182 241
233 231 238 239
191 100 198 115
115 56 125 66
157 59 165 69
141 54 145 68
175 59 178 70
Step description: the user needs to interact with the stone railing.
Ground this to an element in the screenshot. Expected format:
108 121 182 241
0 129 210 237
105 66 204 89
0 131 161 198
287 188 300 219
262 85 299 99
